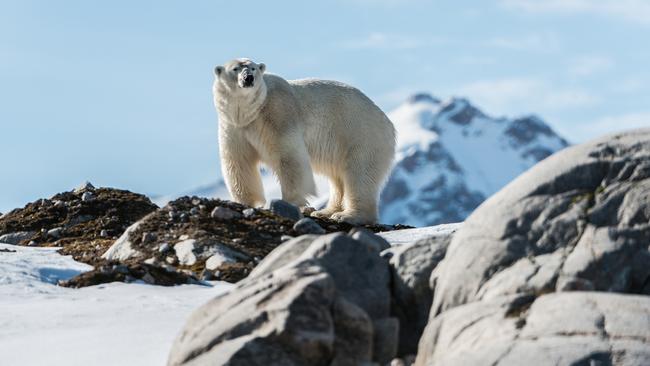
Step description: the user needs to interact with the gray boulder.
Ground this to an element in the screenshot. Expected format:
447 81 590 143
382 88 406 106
431 129 650 315
169 232 396 365
416 292 650 366
247 235 320 279
169 264 373 366
268 199 302 221
0 231 35 245
293 217 326 235
382 233 453 355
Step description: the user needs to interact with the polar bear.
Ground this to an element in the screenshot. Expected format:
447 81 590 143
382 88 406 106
213 58 396 224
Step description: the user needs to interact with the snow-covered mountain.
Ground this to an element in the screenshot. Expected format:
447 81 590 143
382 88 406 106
381 93 568 226
156 93 568 227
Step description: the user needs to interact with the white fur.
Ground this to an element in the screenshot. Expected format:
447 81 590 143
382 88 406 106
213 58 396 224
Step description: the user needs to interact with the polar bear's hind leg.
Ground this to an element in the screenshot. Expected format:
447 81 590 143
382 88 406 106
311 176 345 219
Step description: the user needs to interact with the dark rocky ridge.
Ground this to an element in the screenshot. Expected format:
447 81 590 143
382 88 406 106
0 186 409 287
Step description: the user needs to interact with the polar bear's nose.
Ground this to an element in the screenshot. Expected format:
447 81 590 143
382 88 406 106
243 74 254 87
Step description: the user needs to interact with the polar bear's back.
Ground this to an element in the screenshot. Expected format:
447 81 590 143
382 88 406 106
287 77 394 139
282 76 396 174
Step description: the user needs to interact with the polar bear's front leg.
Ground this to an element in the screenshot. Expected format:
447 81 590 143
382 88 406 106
220 129 265 207
271 137 317 207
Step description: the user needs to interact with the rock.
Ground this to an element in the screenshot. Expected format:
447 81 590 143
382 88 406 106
174 239 197 266
81 191 95 202
0 231 35 244
430 129 650 315
168 265 373 366
141 232 156 244
102 222 142 261
299 233 392 320
210 206 241 220
281 235 294 241
99 229 109 238
268 199 302 221
373 317 400 364
383 233 453 355
247 235 320 279
293 217 326 234
168 231 394 365
74 181 95 193
415 292 650 366
47 227 63 239
113 264 129 274
242 208 256 218
331 297 374 366
200 269 215 281
391 355 416 366
158 242 170 253
350 227 391 252
67 214 95 225
205 252 236 270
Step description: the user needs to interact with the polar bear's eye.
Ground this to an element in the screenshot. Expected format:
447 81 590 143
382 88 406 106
252 67 256 71
233 67 240 72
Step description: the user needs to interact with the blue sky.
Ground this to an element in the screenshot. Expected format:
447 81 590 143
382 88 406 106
1 0 649 212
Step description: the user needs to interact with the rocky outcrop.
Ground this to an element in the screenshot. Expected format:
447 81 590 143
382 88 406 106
416 292 650 366
101 197 407 284
430 129 650 315
413 128 650 365
168 231 398 366
0 184 157 262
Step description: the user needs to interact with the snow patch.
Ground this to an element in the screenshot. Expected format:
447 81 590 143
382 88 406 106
0 242 233 366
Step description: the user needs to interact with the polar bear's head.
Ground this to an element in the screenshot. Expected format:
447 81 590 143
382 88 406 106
214 58 266 94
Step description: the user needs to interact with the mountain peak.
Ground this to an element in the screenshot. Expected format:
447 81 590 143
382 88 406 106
407 93 441 105
437 97 486 126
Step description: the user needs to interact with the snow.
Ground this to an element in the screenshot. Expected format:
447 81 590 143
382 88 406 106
379 223 462 246
0 243 233 366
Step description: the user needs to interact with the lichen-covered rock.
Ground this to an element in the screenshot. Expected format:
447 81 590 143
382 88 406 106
431 129 650 315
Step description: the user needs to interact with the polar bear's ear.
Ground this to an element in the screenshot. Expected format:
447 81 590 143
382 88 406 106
214 66 224 77
259 63 266 74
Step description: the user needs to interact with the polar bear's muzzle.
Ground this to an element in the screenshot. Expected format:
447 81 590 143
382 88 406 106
239 70 255 88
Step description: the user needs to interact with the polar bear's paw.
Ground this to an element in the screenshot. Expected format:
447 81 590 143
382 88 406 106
330 210 375 225
310 208 340 219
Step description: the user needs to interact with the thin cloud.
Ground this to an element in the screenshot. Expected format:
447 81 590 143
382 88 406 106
500 0 650 26
568 56 614 77
484 32 560 52
562 112 650 140
338 32 448 50
456 77 599 114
